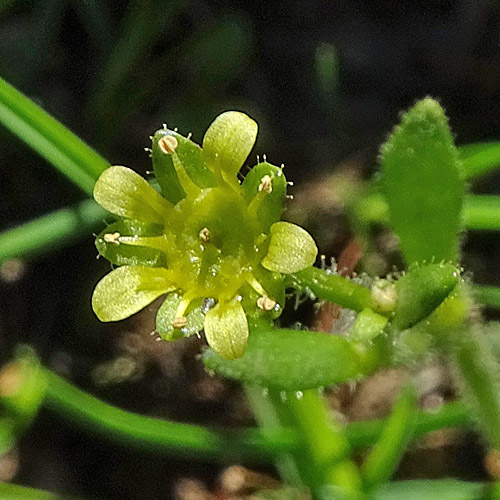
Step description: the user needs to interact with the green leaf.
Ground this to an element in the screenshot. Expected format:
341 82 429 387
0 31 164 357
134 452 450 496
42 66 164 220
242 161 287 231
204 300 249 359
392 262 460 331
92 265 176 321
203 326 376 390
0 76 109 195
261 222 317 274
380 97 464 264
156 292 205 340
95 219 166 268
202 111 258 179
94 166 170 224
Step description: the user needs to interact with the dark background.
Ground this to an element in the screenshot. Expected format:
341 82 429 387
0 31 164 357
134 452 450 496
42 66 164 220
1 1 500 498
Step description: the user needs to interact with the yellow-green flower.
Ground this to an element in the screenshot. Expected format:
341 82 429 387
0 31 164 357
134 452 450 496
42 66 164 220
92 111 317 359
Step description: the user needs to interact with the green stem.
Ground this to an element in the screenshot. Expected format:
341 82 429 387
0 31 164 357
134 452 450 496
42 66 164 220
0 200 108 264
463 195 500 231
0 482 83 500
443 326 500 449
41 370 475 463
245 385 303 487
460 142 500 180
248 386 362 499
0 76 109 194
361 385 417 488
346 400 471 449
43 370 298 462
283 390 363 499
352 192 500 232
473 285 500 309
289 267 372 312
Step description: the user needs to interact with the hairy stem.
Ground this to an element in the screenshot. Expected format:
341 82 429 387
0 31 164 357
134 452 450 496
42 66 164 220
289 266 372 312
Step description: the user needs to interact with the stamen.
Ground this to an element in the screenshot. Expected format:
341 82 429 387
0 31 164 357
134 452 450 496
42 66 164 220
172 297 191 329
258 175 273 193
103 232 121 245
199 227 210 242
158 135 178 155
172 316 187 329
257 295 277 311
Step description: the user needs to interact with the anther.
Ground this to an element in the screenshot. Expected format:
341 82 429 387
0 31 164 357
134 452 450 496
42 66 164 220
172 316 187 329
258 175 273 193
103 232 121 245
257 295 277 311
199 227 210 242
158 135 178 155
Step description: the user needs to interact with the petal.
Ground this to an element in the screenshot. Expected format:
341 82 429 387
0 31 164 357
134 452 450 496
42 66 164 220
92 266 176 322
261 221 318 273
204 300 249 360
94 166 170 224
202 111 258 178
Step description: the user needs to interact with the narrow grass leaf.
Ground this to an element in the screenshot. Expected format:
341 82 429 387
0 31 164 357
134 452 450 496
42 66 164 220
0 200 106 264
0 76 109 195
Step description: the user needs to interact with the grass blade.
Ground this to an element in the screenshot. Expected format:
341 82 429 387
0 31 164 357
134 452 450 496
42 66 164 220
0 76 109 194
0 200 107 264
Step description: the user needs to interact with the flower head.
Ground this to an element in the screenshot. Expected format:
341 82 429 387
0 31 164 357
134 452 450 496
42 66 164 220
92 111 317 359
